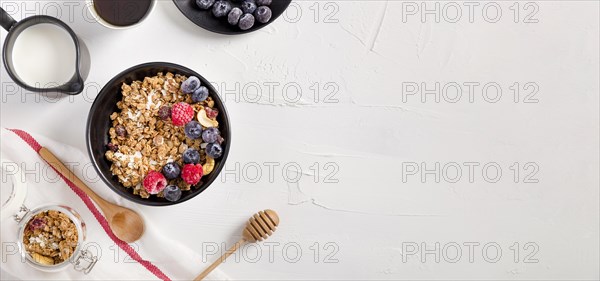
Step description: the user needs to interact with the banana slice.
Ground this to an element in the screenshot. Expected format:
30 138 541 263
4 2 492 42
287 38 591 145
197 109 218 128
203 157 215 175
31 253 54 265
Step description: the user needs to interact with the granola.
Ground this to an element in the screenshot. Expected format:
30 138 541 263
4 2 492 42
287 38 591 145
22 210 78 265
105 72 222 199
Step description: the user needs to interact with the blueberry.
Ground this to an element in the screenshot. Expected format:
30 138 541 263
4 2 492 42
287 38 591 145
192 86 209 103
181 76 201 94
183 148 201 164
163 185 182 202
255 6 271 23
238 13 255 30
184 121 203 140
228 7 243 25
162 162 181 180
212 1 232 17
241 0 257 14
256 0 271 5
206 143 223 158
196 0 216 9
202 127 220 143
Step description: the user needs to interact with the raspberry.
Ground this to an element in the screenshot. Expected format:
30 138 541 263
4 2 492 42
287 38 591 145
171 102 194 126
143 171 167 195
181 164 203 185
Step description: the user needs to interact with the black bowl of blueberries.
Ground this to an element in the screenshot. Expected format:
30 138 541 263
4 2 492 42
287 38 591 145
173 0 291 34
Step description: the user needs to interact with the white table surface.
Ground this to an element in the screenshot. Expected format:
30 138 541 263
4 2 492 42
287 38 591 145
1 0 599 280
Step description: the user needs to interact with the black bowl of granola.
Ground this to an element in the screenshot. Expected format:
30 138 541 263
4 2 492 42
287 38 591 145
86 62 230 206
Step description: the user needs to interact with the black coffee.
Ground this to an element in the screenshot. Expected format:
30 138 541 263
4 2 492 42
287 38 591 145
93 0 153 27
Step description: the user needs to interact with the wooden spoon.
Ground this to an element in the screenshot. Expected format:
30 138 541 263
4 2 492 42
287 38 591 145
39 147 144 243
194 209 280 281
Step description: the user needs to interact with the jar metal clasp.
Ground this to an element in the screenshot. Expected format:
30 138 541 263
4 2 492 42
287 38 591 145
73 249 98 274
13 205 30 223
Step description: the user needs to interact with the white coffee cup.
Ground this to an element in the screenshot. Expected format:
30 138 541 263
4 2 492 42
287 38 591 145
85 0 156 29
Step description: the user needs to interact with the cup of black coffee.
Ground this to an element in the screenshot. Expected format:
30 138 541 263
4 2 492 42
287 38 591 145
86 0 155 29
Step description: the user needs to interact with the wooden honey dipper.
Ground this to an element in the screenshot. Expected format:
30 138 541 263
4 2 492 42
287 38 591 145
194 209 280 280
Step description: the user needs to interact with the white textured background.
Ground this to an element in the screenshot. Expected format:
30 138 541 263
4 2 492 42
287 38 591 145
1 0 599 279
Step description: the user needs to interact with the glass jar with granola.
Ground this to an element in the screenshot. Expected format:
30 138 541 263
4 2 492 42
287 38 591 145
2 160 98 274
14 205 97 273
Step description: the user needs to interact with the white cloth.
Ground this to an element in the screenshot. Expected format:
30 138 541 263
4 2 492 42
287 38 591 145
0 129 229 280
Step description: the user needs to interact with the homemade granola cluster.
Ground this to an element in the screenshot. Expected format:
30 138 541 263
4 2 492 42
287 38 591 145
22 210 78 265
105 72 223 200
